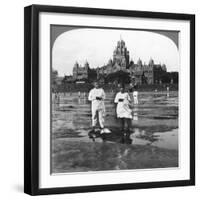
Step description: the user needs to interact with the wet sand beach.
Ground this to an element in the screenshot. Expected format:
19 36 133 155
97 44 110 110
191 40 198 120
51 91 178 173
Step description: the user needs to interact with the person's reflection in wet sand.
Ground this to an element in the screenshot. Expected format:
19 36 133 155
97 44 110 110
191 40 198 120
120 132 133 144
88 129 133 145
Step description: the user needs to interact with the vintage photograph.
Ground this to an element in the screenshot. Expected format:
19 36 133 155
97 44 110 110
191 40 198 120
51 25 179 174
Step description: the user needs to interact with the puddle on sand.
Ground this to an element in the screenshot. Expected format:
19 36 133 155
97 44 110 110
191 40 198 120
56 127 178 151
131 128 178 150
52 91 178 150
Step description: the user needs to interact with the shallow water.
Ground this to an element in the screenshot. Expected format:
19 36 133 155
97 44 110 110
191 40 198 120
52 91 178 149
52 91 178 172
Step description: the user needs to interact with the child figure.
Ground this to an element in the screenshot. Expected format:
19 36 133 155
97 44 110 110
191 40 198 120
114 84 132 132
132 85 139 104
133 90 138 104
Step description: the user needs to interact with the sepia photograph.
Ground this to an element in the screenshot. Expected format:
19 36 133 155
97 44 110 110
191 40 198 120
51 25 179 174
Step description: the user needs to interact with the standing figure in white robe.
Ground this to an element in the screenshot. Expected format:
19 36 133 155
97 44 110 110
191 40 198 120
88 82 106 129
114 85 132 132
133 90 139 104
166 86 169 97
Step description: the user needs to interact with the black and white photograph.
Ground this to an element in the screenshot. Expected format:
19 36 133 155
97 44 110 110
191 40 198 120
0 0 198 198
23 5 195 195
51 26 179 173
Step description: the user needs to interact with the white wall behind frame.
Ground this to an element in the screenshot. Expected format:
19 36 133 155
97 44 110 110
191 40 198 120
0 0 199 200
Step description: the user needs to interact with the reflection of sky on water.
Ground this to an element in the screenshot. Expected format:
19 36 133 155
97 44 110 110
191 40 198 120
52 91 178 150
131 128 178 150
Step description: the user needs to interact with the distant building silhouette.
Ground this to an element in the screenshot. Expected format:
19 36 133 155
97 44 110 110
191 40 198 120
71 38 169 85
73 61 91 81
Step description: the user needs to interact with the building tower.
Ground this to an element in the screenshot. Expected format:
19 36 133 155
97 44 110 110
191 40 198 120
113 37 130 70
149 58 154 67
84 61 89 70
73 61 79 79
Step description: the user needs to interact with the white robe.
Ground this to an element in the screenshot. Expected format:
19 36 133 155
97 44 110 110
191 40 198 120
88 88 106 128
114 92 132 119
133 91 139 104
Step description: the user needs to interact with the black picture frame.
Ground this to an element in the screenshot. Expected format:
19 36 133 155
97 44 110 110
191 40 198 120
24 4 195 196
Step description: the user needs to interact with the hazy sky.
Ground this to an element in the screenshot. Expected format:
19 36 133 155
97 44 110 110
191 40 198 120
52 28 179 76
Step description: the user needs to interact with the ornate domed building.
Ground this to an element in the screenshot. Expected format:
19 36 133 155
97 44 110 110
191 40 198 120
113 38 130 69
71 38 168 85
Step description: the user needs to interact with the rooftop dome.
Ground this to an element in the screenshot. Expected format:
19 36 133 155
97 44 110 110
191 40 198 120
149 58 154 65
137 58 142 65
84 61 89 69
161 64 167 71
108 58 112 64
73 61 79 69
117 37 126 47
